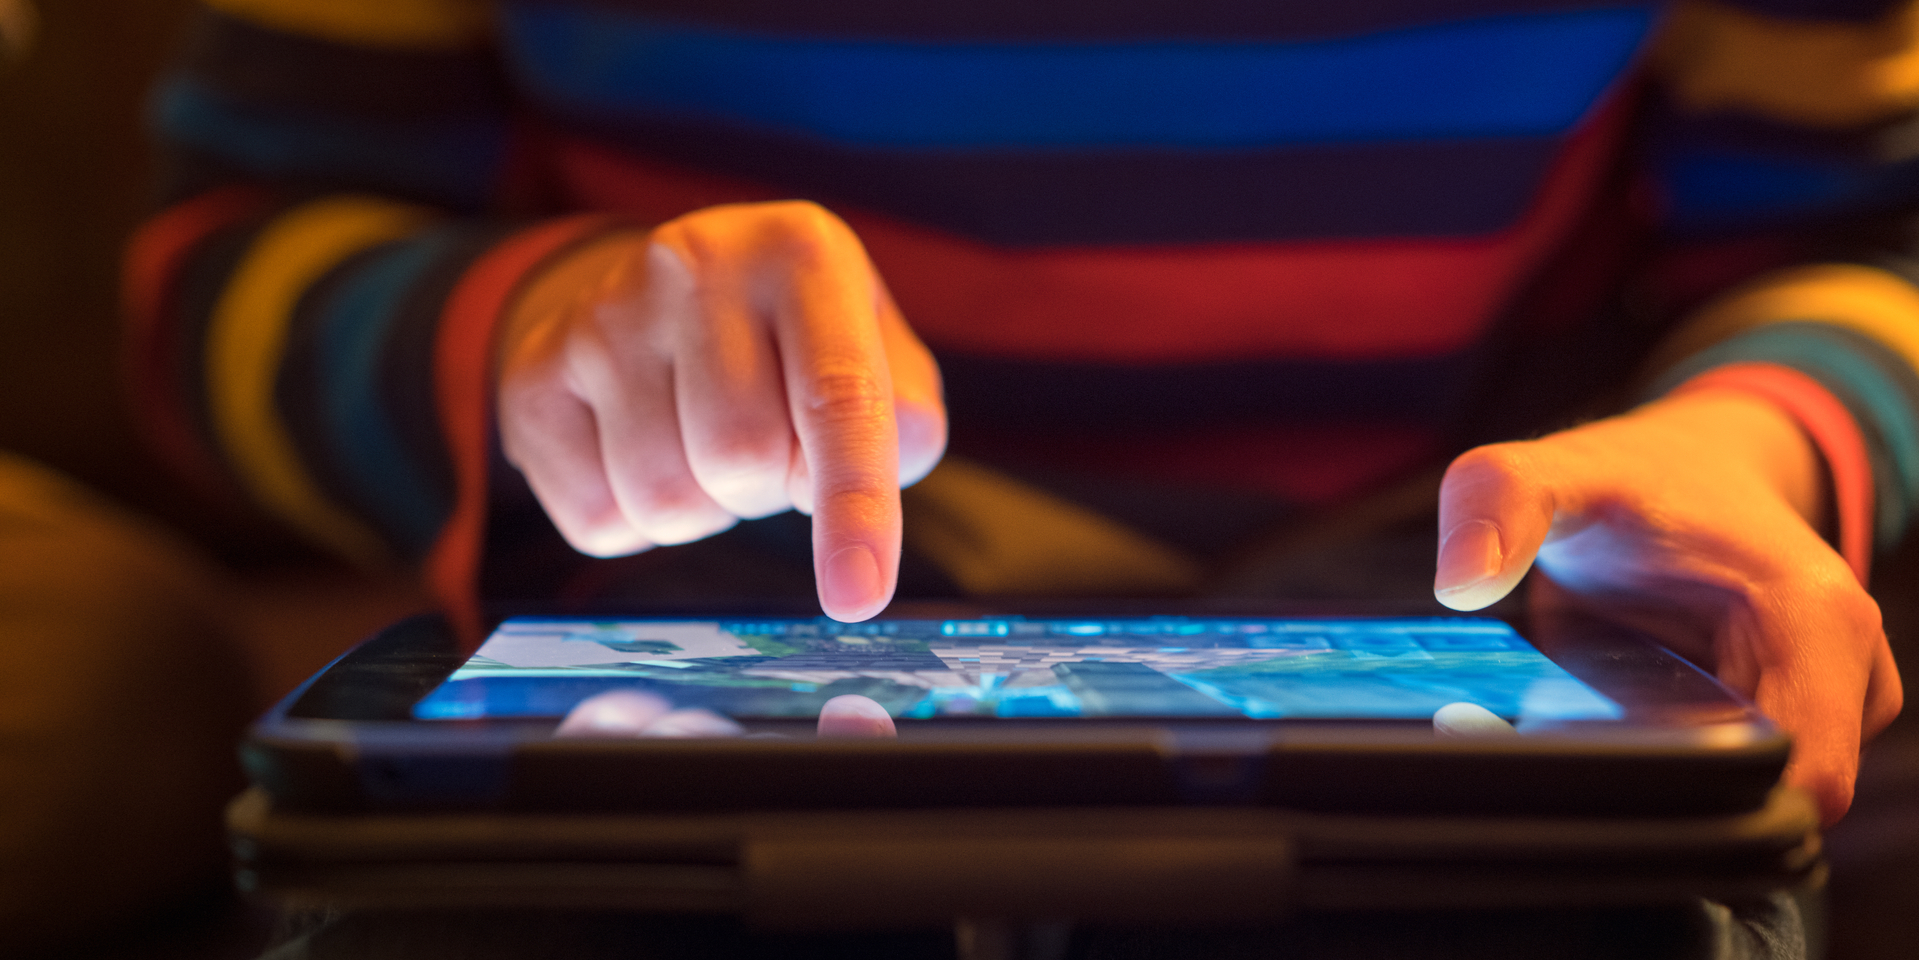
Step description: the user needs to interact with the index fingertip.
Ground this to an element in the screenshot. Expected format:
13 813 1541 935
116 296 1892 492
1434 519 1516 610
818 694 898 739
819 541 893 621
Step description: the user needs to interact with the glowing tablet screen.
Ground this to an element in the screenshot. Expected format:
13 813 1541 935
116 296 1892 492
412 616 1622 723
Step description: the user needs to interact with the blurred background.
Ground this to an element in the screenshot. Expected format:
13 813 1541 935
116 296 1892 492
1 4 421 956
0 0 187 513
0 0 425 723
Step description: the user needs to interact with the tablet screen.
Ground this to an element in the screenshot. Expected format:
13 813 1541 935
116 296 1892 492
412 616 1623 723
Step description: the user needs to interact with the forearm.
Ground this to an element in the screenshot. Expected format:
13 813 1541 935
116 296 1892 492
128 2 645 637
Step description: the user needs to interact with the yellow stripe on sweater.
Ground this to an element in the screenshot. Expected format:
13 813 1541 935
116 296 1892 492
1647 264 1919 381
1654 0 1919 128
203 0 492 50
207 195 433 568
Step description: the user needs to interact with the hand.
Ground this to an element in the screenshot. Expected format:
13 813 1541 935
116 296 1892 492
555 690 898 739
496 202 947 621
1434 390 1903 824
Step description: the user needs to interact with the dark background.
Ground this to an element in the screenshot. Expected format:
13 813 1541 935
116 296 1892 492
0 0 187 511
1 6 423 956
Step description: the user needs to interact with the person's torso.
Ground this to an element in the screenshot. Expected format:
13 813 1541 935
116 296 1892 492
487 1 1667 538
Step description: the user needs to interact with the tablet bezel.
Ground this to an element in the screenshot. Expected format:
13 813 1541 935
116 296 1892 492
244 601 1789 818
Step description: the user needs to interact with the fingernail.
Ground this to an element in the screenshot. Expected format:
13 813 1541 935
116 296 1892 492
822 543 884 620
1435 519 1504 598
818 694 899 739
1432 702 1519 738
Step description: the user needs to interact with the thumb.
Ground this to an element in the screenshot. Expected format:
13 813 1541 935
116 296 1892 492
1435 443 1559 611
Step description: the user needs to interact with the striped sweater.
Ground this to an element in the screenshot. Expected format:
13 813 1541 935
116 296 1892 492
125 0 1919 614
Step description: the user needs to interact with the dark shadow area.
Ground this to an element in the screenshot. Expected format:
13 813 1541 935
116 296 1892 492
1824 528 1919 960
0 0 321 567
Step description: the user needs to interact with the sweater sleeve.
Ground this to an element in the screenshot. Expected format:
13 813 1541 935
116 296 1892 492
1641 0 1919 573
123 0 624 623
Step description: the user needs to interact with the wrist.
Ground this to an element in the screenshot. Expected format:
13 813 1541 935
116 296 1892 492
495 229 652 374
1639 386 1829 530
1658 362 1883 583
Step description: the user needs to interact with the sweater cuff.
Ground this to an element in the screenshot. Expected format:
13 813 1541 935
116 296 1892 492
1643 263 1919 556
425 213 629 647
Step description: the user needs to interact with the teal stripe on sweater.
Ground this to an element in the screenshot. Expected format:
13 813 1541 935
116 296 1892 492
1653 322 1919 549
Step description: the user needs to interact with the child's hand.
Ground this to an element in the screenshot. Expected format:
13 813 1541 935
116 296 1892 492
496 202 947 621
1435 389 1903 824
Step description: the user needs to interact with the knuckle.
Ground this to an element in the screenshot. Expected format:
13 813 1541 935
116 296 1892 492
1847 587 1884 632
1792 567 1878 622
1839 590 1886 647
805 368 891 427
1749 570 1884 660
652 211 738 276
699 430 790 477
766 202 856 265
766 199 846 235
1878 674 1905 720
640 239 694 296
626 477 710 521
1449 441 1529 477
496 389 581 465
691 438 794 515
624 487 735 545
568 307 638 369
814 483 895 528
664 200 852 255
648 219 701 266
654 201 869 300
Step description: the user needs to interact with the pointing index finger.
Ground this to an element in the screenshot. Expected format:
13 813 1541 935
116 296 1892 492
767 214 901 622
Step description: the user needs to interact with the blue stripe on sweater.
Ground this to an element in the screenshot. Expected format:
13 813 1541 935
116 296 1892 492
151 78 506 210
500 4 1655 148
1656 149 1919 232
313 237 457 555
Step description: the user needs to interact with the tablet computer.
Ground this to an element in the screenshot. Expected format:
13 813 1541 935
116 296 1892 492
243 602 1788 818
232 602 1819 920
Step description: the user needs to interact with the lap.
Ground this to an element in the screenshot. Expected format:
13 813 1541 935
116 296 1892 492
268 896 1808 960
0 454 249 952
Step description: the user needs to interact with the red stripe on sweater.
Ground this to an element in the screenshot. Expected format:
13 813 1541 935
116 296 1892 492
122 185 275 497
544 98 1629 364
426 213 625 648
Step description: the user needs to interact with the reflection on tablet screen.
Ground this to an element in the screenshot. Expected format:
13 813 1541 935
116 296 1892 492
412 616 1622 723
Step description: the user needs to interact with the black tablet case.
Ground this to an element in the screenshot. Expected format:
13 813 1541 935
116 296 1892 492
229 785 1820 928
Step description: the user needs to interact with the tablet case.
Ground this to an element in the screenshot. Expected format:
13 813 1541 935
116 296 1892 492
228 784 1821 928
